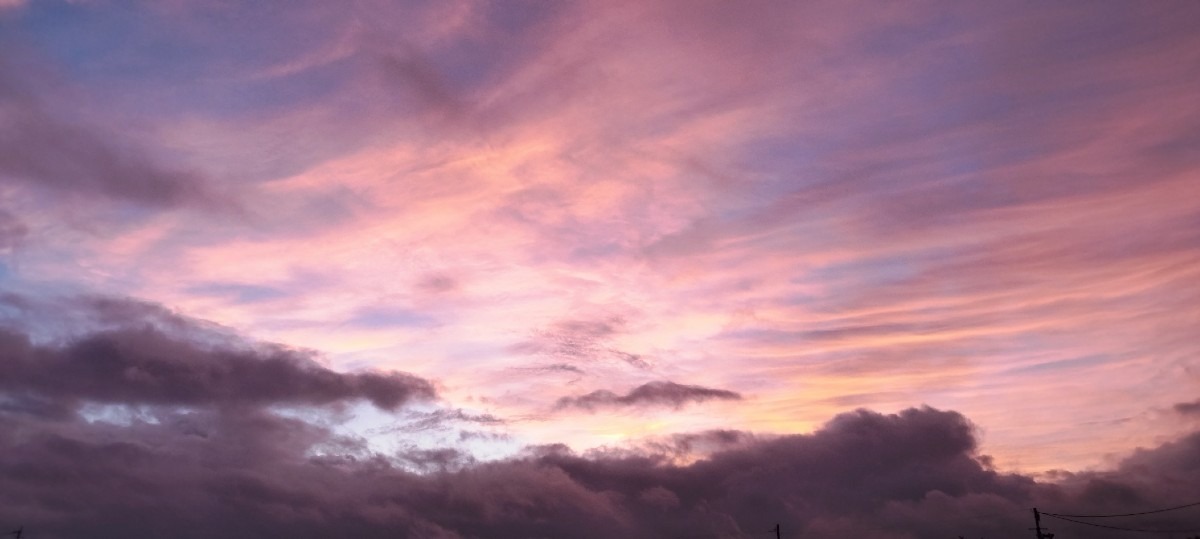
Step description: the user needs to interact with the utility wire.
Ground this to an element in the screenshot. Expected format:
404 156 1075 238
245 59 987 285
1042 512 1200 534
1043 500 1200 519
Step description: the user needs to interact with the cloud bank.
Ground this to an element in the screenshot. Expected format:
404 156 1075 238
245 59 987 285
0 296 1193 537
4 378 1200 539
0 297 1193 537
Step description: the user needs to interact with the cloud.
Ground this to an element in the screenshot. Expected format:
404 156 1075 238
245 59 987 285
511 317 624 358
5 403 1200 538
0 326 434 411
512 316 652 369
2 0 1198 478
555 381 742 412
0 52 225 209
0 294 435 411
370 408 506 435
0 208 27 251
517 363 586 375
1174 399 1200 415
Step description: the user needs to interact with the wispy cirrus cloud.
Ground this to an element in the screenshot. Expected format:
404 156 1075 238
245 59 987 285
0 54 226 209
0 0 1198 474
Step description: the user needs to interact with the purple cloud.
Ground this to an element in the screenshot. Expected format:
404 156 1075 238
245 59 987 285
512 316 652 369
0 296 435 412
3 404 1199 538
0 54 224 209
1174 399 1200 416
0 327 434 411
555 381 742 412
0 209 26 250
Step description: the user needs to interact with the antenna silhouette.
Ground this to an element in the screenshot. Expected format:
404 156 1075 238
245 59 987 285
8 527 22 539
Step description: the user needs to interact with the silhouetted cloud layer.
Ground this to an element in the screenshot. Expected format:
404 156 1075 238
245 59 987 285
555 381 742 412
3 396 1200 538
0 326 434 411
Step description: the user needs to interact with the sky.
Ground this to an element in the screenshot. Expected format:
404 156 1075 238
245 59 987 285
1 1 1199 537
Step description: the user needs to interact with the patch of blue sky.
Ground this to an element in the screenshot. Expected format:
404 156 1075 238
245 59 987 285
78 402 163 426
327 402 521 466
9 1 356 119
13 2 208 82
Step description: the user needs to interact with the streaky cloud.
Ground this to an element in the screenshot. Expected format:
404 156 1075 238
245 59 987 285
555 381 742 412
0 53 229 210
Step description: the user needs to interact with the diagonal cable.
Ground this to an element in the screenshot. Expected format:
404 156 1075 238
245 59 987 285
1042 512 1200 534
1043 500 1200 519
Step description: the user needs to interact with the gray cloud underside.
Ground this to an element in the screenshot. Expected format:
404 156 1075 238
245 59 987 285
0 310 435 411
555 381 743 412
3 401 1200 538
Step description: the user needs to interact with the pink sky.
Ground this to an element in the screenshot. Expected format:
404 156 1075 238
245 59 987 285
2 0 1199 479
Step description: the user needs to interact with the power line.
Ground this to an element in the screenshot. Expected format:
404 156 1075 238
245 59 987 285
1043 500 1200 519
1042 512 1200 534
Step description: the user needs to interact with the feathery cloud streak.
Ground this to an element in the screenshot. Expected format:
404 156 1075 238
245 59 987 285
0 0 1197 476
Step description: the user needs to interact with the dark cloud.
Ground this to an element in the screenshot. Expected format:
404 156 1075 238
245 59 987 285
555 381 742 412
0 294 434 412
0 52 225 209
1174 398 1200 415
0 293 237 345
415 273 459 294
3 395 1200 538
539 362 586 374
588 429 757 462
0 326 434 411
657 429 755 457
